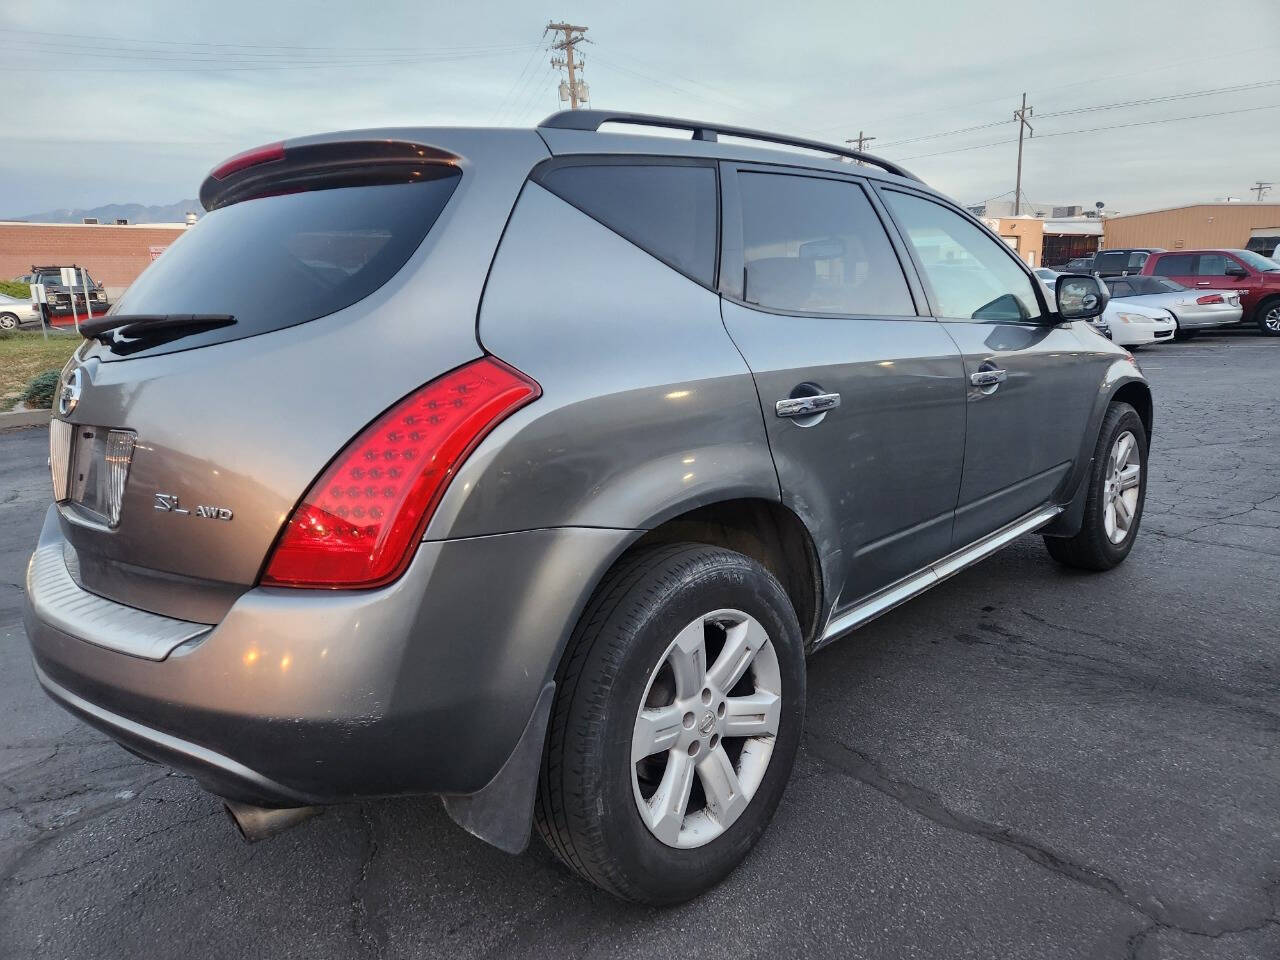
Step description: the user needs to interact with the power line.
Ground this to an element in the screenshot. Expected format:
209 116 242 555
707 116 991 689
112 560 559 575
492 42 550 121
894 101 1280 161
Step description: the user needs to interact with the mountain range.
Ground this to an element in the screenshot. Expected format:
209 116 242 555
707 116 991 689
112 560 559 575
3 200 202 225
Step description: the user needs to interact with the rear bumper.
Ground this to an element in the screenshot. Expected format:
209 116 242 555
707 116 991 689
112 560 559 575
24 504 633 806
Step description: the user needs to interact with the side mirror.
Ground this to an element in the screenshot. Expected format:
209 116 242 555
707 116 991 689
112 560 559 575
1056 274 1109 320
1225 266 1248 278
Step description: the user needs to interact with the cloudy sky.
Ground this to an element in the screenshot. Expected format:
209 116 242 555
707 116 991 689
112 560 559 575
3 0 1278 217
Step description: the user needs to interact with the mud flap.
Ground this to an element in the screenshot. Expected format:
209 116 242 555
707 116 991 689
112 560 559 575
441 681 555 854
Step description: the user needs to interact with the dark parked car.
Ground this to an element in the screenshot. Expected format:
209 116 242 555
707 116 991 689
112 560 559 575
24 111 1148 904
1063 256 1095 272
1092 248 1165 278
1139 248 1280 336
28 264 109 321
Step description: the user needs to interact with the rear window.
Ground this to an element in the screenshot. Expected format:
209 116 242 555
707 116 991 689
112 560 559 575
105 173 460 355
535 161 717 287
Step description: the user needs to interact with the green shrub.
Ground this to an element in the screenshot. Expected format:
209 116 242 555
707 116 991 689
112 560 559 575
0 280 30 299
21 369 61 409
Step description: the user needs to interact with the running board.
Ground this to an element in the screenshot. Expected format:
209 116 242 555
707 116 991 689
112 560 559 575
816 505 1063 649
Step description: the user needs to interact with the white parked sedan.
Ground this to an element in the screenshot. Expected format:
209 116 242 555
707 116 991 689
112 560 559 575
1101 299 1176 348
1103 275 1243 336
0 293 43 330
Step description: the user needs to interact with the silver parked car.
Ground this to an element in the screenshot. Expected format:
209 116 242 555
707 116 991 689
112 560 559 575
1104 274 1243 337
23 111 1150 904
0 291 43 330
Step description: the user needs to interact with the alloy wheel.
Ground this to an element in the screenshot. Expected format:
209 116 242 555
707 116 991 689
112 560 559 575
1103 430 1141 544
631 608 781 849
1264 304 1280 333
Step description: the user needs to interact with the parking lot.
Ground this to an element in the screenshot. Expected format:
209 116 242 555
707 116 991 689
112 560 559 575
0 331 1276 959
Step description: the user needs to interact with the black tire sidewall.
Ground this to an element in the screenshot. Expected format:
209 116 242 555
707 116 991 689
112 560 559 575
570 548 805 903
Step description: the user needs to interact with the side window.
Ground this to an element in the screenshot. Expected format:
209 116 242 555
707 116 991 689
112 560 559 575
1155 254 1194 275
536 162 717 287
1110 280 1133 297
1128 252 1150 270
735 172 914 316
1196 254 1231 276
885 191 1043 322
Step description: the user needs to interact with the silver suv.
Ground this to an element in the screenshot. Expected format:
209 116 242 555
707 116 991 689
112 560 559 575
23 111 1150 905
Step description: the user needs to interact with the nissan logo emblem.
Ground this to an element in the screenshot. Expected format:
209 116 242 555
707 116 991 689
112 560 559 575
58 368 82 417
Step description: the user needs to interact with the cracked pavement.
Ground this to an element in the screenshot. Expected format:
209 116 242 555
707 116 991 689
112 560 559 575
1 331 1277 959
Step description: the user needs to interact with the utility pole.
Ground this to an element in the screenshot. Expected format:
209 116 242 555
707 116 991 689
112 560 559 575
547 22 589 110
1252 181 1273 201
845 131 875 165
1013 93 1034 216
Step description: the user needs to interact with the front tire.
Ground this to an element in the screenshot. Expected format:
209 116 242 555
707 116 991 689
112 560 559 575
1043 402 1148 571
535 543 805 904
0 313 17 331
1256 297 1280 337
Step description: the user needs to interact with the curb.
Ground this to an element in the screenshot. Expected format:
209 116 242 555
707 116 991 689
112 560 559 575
0 408 51 431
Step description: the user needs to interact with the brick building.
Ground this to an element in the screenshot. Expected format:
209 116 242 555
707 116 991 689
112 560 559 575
0 221 192 297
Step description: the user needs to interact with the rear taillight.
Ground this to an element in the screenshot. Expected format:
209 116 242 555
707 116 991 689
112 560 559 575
1196 294 1225 305
261 358 540 589
211 141 285 181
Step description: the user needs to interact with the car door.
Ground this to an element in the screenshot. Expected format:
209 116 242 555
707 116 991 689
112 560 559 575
1187 251 1261 300
717 164 966 611
879 187 1104 548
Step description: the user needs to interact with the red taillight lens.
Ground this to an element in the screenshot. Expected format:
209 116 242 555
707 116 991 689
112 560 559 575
1196 294 1224 305
211 141 285 181
261 358 540 589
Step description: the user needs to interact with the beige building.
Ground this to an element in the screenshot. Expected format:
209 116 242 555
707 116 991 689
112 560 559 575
1102 203 1280 253
981 216 1044 267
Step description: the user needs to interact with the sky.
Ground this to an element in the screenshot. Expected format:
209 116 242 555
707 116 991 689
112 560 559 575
2 0 1279 217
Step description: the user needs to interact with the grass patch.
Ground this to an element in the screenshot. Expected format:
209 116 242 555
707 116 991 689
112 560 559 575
0 280 31 298
0 331 80 411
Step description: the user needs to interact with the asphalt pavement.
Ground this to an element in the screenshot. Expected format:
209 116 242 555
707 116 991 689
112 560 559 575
1 332 1277 959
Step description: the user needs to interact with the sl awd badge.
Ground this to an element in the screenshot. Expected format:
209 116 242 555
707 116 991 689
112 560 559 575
154 493 233 521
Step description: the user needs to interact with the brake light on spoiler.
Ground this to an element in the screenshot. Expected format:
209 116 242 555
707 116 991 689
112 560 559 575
261 358 540 589
210 142 285 181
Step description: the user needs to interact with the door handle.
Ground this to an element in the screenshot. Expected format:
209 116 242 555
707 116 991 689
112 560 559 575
969 368 1007 388
775 393 841 418
1196 281 1211 286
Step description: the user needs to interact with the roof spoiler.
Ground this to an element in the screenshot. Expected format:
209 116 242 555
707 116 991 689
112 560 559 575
199 139 460 212
538 110 922 183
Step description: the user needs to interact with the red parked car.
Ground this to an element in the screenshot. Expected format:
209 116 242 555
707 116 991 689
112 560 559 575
1140 249 1280 336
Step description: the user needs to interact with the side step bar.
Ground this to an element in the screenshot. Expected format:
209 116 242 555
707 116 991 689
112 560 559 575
817 505 1063 649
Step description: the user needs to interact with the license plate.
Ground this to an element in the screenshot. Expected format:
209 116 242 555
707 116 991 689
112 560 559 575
50 420 136 527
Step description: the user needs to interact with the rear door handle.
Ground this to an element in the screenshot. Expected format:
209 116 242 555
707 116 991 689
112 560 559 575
969 368 1007 388
775 393 841 418
1196 281 1212 286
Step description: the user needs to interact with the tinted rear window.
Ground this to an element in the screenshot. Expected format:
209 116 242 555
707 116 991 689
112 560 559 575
536 162 717 287
105 173 460 355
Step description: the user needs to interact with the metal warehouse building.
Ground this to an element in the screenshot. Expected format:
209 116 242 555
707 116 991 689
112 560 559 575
1102 203 1280 256
0 220 191 298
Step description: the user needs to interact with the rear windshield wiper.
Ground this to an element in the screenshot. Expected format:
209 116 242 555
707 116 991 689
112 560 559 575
80 314 236 345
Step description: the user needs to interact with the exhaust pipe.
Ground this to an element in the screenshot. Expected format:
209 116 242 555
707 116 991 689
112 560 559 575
224 800 322 843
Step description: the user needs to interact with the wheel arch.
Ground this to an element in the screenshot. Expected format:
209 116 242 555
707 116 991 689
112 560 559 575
628 497 825 649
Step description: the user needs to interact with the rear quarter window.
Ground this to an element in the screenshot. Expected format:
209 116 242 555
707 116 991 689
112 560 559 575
1153 254 1195 275
534 161 718 288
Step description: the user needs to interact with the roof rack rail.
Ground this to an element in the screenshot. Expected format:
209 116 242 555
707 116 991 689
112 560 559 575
538 110 922 183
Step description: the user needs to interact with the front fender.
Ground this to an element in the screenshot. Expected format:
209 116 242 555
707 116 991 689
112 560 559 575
1041 358 1151 537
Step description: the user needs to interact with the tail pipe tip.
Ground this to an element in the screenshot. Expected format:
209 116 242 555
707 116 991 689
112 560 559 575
224 800 323 843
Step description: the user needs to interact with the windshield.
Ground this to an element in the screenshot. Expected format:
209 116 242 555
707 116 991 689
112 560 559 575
1234 249 1280 272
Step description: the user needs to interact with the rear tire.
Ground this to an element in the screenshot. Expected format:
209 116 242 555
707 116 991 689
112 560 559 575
1256 297 1280 337
0 313 17 331
534 542 805 904
1044 402 1148 571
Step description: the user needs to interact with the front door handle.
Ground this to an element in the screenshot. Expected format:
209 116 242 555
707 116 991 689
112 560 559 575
775 393 841 418
969 368 1007 388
